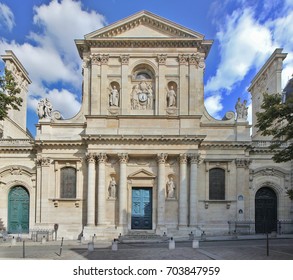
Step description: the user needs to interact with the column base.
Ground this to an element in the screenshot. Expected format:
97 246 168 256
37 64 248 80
155 225 167 235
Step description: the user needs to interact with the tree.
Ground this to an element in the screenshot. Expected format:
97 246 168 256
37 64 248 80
256 92 293 163
0 68 23 120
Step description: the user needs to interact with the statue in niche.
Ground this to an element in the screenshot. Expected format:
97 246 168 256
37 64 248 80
109 85 119 107
167 86 176 107
108 177 117 199
37 98 53 119
166 177 176 198
235 98 248 120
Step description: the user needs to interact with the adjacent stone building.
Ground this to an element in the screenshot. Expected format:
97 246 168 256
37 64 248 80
0 11 291 240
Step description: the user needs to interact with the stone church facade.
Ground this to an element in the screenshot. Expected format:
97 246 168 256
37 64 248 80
0 11 291 240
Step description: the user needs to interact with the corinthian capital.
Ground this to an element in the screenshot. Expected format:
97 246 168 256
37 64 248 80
118 153 129 163
36 157 51 167
86 153 96 164
97 153 107 163
235 158 251 169
120 55 129 65
157 153 168 164
179 153 188 164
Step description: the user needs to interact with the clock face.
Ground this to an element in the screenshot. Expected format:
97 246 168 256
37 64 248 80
138 92 147 102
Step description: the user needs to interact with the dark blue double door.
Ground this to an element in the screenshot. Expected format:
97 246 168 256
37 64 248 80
131 187 152 230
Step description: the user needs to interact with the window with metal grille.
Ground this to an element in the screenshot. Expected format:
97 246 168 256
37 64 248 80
60 167 76 198
209 168 225 200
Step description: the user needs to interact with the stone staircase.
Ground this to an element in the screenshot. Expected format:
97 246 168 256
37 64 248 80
119 231 168 243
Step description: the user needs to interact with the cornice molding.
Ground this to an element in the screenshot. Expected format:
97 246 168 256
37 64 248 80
76 38 212 58
82 134 206 145
200 142 252 149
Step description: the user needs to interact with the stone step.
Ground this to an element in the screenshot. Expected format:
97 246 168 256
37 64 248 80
119 232 167 243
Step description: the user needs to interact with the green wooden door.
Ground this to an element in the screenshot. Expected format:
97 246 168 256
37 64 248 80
8 186 29 233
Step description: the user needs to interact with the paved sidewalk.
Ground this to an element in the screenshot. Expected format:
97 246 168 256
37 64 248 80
1 234 293 260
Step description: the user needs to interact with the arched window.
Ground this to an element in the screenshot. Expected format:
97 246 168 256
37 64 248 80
209 168 225 200
60 167 76 198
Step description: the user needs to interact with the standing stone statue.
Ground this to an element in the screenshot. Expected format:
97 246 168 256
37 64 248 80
167 86 176 107
147 84 153 109
235 98 248 120
37 98 53 119
242 100 248 120
109 86 119 107
108 177 117 199
166 177 176 198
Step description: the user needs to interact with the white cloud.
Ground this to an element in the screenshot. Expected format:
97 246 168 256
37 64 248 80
205 94 223 119
205 8 275 93
32 0 106 64
0 3 15 31
0 0 106 119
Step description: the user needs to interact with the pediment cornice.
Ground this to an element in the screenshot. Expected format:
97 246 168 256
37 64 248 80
128 168 156 179
85 11 204 40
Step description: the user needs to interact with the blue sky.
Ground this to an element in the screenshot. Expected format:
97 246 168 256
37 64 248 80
0 0 292 136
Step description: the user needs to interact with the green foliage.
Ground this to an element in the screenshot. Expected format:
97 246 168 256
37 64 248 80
256 92 293 162
0 68 22 120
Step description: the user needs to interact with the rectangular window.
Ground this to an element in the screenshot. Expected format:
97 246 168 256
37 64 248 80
209 168 225 200
60 167 76 198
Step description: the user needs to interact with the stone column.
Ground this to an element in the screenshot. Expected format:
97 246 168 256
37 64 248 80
193 53 206 115
157 153 168 228
120 55 129 114
86 153 96 226
179 54 189 115
179 153 188 227
90 54 100 115
118 153 129 227
189 154 199 227
157 54 167 115
235 158 250 220
97 153 107 225
188 54 197 115
36 157 50 223
100 54 109 115
81 56 91 115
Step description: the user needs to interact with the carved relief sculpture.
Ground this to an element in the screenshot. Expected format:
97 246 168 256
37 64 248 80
130 81 154 110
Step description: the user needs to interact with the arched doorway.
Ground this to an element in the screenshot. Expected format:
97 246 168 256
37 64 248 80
255 187 277 233
8 186 29 233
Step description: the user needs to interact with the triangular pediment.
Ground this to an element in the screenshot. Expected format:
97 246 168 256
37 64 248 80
128 169 156 179
85 10 204 39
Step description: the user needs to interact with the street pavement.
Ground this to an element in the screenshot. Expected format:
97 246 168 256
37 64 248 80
1 234 293 260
